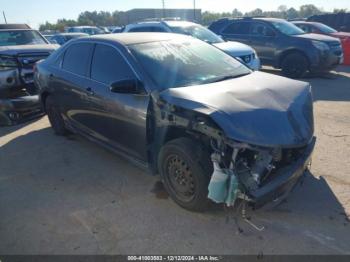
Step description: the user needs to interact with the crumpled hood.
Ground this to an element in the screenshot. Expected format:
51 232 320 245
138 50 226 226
213 41 255 56
159 72 314 148
0 44 59 56
294 33 340 43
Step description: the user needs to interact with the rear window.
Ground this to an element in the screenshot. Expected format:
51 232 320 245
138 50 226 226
0 30 47 46
62 43 93 76
222 22 251 35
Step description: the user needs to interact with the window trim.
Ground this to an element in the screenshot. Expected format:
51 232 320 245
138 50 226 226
61 42 94 77
250 21 277 37
221 21 252 35
89 43 137 86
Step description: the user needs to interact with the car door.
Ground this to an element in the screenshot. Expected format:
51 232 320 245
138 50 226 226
219 21 251 45
249 21 278 65
53 42 95 133
81 43 149 161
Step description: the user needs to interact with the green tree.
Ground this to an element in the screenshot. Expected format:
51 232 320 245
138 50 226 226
232 8 243 18
299 4 322 18
286 7 299 20
245 8 263 17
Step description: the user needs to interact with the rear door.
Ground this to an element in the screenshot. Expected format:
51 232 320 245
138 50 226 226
82 43 150 161
219 21 251 45
249 21 278 65
52 42 94 132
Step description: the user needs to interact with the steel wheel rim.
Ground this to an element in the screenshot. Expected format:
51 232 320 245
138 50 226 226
165 154 196 203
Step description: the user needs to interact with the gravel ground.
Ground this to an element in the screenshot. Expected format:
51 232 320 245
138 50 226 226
0 66 349 255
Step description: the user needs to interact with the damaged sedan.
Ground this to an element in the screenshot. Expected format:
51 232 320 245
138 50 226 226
0 24 58 125
34 33 316 211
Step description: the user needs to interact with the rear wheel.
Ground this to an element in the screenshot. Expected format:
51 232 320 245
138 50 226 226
158 138 212 212
281 53 308 78
45 96 68 136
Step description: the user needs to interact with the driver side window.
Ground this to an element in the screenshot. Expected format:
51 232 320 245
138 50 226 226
90 44 135 85
251 22 275 37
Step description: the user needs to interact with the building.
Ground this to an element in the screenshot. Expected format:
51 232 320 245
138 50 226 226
119 8 202 25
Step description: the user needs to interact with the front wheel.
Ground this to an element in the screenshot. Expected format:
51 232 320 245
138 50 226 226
158 138 212 212
281 53 308 79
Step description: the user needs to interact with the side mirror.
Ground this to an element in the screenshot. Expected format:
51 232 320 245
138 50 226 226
110 79 145 95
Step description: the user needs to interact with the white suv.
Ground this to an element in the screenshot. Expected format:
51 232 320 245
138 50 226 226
123 20 261 70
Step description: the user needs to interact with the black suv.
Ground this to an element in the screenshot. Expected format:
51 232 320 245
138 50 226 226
0 24 58 125
209 18 344 78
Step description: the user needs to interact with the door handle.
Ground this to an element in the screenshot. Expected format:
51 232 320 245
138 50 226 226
86 87 95 96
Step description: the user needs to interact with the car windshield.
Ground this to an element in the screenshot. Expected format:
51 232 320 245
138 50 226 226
129 38 251 90
169 24 224 44
0 30 47 46
271 20 305 35
315 23 338 34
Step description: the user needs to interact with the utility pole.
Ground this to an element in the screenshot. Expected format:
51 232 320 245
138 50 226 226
193 0 196 21
162 0 165 18
3 11 7 24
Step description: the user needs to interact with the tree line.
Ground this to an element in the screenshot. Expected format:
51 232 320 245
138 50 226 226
39 5 348 31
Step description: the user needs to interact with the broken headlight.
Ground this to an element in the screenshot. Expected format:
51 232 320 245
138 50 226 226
0 55 18 71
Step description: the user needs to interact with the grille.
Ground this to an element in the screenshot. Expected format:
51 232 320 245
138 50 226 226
17 53 50 69
17 53 50 84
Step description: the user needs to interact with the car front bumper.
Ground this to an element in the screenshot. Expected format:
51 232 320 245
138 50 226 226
249 137 316 209
0 95 44 126
309 48 344 71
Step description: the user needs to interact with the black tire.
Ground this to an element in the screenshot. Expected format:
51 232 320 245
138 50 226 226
45 96 68 136
281 53 308 78
158 137 212 212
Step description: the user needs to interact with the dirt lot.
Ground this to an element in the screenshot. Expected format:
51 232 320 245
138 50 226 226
0 66 349 255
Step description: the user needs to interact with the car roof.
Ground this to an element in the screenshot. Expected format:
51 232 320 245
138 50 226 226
0 24 31 30
84 32 190 45
162 20 197 27
70 26 98 29
251 17 285 22
292 21 321 26
56 32 88 36
126 21 164 27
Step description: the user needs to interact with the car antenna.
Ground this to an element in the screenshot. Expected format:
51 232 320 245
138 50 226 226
3 11 7 24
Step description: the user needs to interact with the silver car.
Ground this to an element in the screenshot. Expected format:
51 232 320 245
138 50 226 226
122 20 261 71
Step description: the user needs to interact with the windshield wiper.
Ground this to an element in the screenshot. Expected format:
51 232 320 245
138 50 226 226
205 73 250 84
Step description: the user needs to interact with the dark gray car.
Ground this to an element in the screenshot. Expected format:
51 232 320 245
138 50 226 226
209 17 344 78
35 33 315 211
0 24 58 125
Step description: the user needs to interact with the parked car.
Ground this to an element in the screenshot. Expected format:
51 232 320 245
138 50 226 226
123 20 261 70
43 34 55 43
67 26 105 35
112 26 124 33
51 33 88 45
292 21 350 65
0 24 58 125
308 13 350 32
35 33 315 211
209 17 344 78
